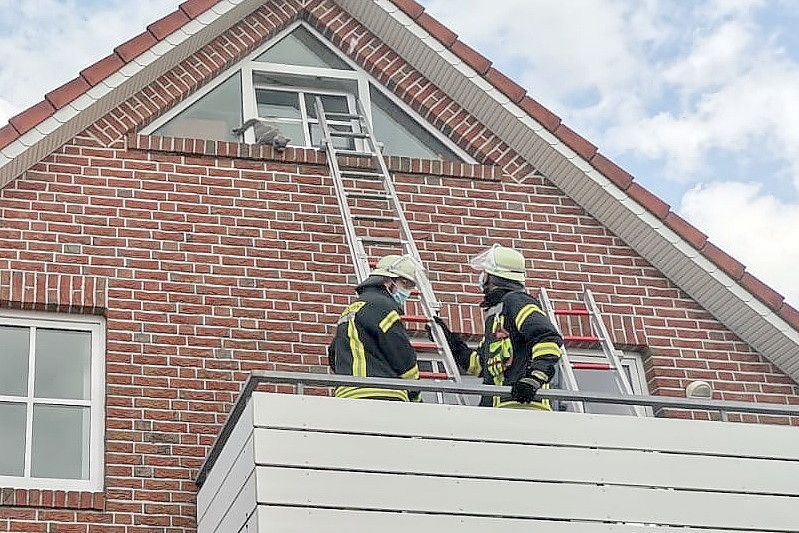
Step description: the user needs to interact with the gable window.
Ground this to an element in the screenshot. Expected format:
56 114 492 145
253 74 359 150
153 72 242 143
0 311 104 491
254 25 353 70
144 22 472 162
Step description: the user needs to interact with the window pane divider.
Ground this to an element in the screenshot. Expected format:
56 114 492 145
23 326 36 477
30 398 92 407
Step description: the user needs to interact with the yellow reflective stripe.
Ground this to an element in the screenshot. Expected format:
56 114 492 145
493 382 552 410
338 301 367 324
400 364 420 380
514 304 543 331
334 386 409 402
379 310 401 333
348 318 367 377
494 398 552 411
467 351 482 376
532 341 560 359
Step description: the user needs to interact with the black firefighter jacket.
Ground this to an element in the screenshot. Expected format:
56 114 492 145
451 290 563 409
328 276 420 401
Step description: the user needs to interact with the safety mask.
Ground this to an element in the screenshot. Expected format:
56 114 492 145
392 287 411 307
477 271 487 291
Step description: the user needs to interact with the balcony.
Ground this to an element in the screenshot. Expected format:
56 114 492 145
196 372 799 533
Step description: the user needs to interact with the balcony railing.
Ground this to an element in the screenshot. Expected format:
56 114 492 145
195 371 799 533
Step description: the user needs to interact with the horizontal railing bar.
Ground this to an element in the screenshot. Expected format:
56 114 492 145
253 372 799 414
196 371 799 487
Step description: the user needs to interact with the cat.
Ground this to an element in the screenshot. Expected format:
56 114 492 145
232 118 290 152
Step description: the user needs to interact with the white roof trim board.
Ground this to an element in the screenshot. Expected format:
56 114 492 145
0 0 265 189
336 0 799 383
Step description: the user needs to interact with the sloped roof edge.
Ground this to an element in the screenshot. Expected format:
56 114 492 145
0 0 797 380
0 0 265 187
340 0 799 380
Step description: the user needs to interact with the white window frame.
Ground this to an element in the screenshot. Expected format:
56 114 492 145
567 348 653 416
252 82 360 150
0 310 105 492
143 20 475 163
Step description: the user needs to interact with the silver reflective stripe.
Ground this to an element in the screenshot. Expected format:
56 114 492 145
485 302 503 318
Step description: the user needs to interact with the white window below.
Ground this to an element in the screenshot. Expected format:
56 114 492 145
0 311 105 491
562 349 651 416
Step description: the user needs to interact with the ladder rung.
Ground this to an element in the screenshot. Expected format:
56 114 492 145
419 371 450 380
330 131 369 139
336 149 376 158
347 191 389 201
360 236 403 245
353 214 397 222
565 335 601 343
401 315 430 323
340 170 383 179
411 340 439 352
326 112 363 120
572 362 613 371
555 308 590 316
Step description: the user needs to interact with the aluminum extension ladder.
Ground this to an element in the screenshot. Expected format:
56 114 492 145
539 288 644 416
314 96 463 404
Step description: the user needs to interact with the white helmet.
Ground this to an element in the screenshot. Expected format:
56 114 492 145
371 255 421 284
469 244 526 283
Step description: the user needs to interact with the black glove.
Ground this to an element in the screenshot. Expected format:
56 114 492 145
327 343 336 372
511 374 546 403
433 316 456 343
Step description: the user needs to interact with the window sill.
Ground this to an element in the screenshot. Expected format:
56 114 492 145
0 488 104 510
127 134 503 181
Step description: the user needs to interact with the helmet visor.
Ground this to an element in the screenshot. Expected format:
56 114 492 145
468 244 500 272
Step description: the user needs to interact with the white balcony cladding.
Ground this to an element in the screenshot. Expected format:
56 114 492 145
196 393 799 533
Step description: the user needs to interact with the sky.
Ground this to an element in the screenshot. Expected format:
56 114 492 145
0 0 797 306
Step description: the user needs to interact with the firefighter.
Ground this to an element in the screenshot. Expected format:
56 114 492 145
328 254 422 402
435 244 563 409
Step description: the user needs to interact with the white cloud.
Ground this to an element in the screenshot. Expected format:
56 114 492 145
421 0 669 131
421 0 799 306
680 182 799 305
0 0 180 124
608 52 799 186
661 21 753 92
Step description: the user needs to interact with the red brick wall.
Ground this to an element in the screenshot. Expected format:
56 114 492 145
0 0 797 531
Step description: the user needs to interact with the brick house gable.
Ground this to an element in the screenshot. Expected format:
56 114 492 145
0 1 797 531
0 1 797 382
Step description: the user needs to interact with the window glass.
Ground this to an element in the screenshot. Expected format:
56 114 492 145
0 325 29 396
0 403 26 476
305 93 349 119
257 89 302 119
255 119 306 148
309 123 355 150
154 72 242 142
369 85 460 161
31 405 90 480
573 367 637 416
34 329 91 400
255 26 352 70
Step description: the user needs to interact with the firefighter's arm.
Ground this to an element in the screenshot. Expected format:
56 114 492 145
327 340 336 372
376 308 422 401
432 316 481 377
511 296 563 384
